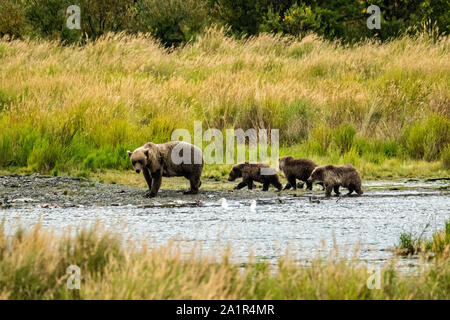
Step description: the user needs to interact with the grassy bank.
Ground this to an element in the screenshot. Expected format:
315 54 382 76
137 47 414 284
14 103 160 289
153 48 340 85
397 220 450 257
0 221 448 300
0 30 449 179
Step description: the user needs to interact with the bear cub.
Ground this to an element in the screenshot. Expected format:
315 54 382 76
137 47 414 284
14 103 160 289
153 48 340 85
228 162 282 191
307 164 363 197
279 156 319 190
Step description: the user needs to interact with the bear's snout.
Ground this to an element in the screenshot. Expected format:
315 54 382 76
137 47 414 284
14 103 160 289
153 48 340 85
135 169 141 174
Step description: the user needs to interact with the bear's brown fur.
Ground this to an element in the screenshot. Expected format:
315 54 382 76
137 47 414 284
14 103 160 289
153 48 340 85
128 141 203 197
279 156 318 190
228 162 282 191
307 164 363 197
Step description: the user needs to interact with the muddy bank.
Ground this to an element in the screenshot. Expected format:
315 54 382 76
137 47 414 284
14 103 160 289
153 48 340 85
1 174 449 210
0 174 284 209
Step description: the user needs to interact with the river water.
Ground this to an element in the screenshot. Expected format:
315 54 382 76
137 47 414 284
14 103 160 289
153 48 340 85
2 180 449 266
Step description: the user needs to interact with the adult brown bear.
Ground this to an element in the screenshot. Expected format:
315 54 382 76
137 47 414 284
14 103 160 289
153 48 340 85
128 141 203 197
228 162 282 191
307 164 363 197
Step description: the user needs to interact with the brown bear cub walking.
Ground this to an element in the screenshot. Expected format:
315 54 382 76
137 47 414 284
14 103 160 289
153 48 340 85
279 156 319 190
228 162 282 191
307 164 363 197
128 141 203 197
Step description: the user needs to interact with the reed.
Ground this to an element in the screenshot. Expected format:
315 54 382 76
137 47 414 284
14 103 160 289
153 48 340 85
0 29 449 178
0 221 448 300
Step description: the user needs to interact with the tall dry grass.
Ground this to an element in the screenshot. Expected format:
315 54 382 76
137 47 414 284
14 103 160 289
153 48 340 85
0 29 449 177
0 221 449 300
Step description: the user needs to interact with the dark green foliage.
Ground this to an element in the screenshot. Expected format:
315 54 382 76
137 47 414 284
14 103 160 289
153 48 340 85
0 0 28 38
134 0 210 47
1 0 447 45
402 114 450 161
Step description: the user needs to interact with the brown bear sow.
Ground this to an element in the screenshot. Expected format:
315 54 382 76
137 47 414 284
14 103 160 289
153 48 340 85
307 164 363 197
279 156 318 190
228 162 282 191
128 141 203 197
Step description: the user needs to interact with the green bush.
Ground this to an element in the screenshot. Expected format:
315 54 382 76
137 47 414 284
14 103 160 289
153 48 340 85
0 0 27 38
442 145 450 170
306 125 332 156
135 0 210 46
281 3 322 37
402 114 450 161
23 0 83 42
277 99 315 144
22 0 135 42
332 123 356 155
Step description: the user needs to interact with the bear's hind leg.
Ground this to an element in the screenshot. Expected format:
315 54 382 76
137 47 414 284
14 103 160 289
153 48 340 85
184 177 200 194
283 182 292 190
272 178 283 191
324 184 333 198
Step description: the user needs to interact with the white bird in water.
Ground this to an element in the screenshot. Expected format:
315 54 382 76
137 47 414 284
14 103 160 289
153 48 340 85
220 198 229 210
250 200 257 212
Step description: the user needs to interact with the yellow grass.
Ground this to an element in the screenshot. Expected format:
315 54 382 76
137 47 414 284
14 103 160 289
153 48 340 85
0 29 449 179
0 221 448 299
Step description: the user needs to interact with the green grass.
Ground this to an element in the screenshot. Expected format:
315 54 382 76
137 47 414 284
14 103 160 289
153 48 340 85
0 221 449 300
0 31 449 180
397 220 450 257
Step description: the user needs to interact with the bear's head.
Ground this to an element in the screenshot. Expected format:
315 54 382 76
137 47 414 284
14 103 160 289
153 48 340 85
307 166 324 183
227 165 243 181
278 156 293 171
127 148 150 174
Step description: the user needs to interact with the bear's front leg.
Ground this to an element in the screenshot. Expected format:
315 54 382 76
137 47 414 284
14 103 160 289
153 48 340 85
234 181 248 190
148 169 162 197
143 167 153 192
287 176 297 190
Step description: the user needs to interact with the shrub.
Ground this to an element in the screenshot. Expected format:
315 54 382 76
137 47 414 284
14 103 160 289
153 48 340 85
0 0 27 38
23 0 135 42
332 123 356 155
442 145 450 170
135 0 210 47
277 99 315 144
402 114 450 161
281 3 322 37
23 0 74 41
306 125 333 156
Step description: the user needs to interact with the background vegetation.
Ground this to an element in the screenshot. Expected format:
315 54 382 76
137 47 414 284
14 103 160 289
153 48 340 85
0 1 449 179
1 0 449 46
0 221 448 299
0 30 449 179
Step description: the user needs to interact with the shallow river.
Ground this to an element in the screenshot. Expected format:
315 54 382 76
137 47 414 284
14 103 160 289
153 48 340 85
2 180 449 266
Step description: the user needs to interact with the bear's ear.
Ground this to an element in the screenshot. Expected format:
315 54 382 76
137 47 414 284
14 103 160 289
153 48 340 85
127 150 132 158
143 148 150 157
